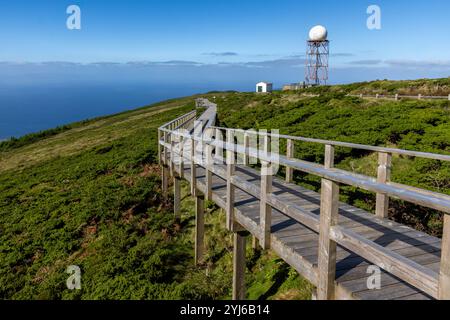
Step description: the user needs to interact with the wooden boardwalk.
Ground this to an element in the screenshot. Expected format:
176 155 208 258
158 100 450 300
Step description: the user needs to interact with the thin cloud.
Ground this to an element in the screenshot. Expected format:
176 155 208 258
244 58 306 68
331 53 355 57
348 60 383 65
126 60 203 67
203 52 239 57
385 59 450 68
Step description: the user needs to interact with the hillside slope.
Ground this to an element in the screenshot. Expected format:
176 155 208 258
0 95 312 300
1 78 449 300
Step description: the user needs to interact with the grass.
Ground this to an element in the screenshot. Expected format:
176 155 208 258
0 93 312 300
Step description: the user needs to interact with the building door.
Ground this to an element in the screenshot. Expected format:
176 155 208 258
258 86 263 93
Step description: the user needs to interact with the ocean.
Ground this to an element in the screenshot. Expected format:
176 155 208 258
0 82 230 140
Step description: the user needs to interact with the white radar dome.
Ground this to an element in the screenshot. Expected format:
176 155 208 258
309 25 328 41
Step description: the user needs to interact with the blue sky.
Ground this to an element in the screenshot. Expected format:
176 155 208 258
1 0 450 86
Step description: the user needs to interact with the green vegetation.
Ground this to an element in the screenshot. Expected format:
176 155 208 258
297 77 450 96
215 86 449 236
0 94 310 300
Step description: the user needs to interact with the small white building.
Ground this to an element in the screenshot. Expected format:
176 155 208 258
256 82 273 93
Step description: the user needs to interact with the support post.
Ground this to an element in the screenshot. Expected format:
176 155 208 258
395 94 399 101
226 130 236 231
195 194 205 265
206 141 213 201
260 133 272 250
286 139 294 183
179 135 184 179
232 230 247 300
174 177 181 221
191 137 197 197
162 131 169 204
418 94 422 100
252 236 258 250
439 215 450 299
243 133 249 166
163 132 168 165
158 129 162 165
170 135 175 177
375 152 392 219
317 145 339 300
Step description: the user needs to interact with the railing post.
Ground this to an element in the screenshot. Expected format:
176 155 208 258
179 135 185 179
286 138 295 183
233 230 247 300
226 130 236 231
395 94 399 101
205 134 213 201
418 94 422 100
170 134 175 177
158 129 162 165
195 194 205 265
439 215 450 299
191 137 197 197
243 133 249 166
376 152 392 219
317 145 339 300
162 131 169 203
260 133 272 250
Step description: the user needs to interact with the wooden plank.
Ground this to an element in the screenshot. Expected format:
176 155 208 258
376 152 392 218
233 231 247 300
195 195 205 265
439 214 450 299
317 145 339 300
335 242 441 282
330 225 439 298
271 236 319 285
341 254 440 298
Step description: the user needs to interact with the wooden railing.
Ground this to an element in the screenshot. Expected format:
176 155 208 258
158 111 450 300
348 93 450 101
158 110 196 205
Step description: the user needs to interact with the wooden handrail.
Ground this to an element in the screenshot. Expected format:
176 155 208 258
162 137 445 298
158 110 196 131
159 135 450 215
159 106 450 300
211 126 450 162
